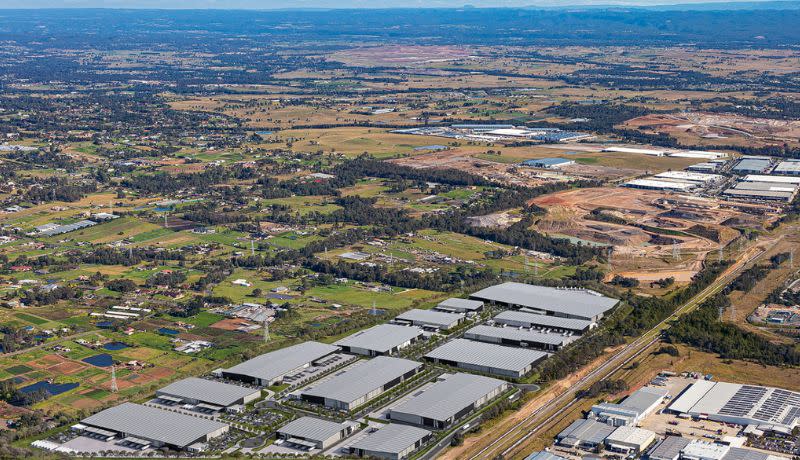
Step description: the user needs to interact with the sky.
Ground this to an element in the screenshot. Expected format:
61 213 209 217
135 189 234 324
0 0 781 9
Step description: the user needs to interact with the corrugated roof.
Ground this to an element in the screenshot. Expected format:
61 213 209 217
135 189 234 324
722 447 771 460
557 419 615 445
277 416 353 442
349 423 430 455
390 373 507 421
334 324 422 354
302 356 422 405
437 298 484 311
606 426 655 445
620 386 669 414
424 338 547 374
156 377 260 407
223 341 338 383
525 452 568 460
464 325 573 347
647 436 691 460
81 403 228 448
494 310 593 331
395 309 464 327
470 283 617 320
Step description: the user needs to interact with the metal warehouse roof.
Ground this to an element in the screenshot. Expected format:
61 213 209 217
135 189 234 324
606 425 655 445
464 325 573 347
277 416 354 442
620 386 669 414
81 402 228 448
395 309 464 327
334 324 423 354
525 452 568 460
424 338 547 374
647 436 691 460
773 161 800 174
493 310 593 331
557 419 615 445
470 283 618 320
437 298 484 311
733 158 771 172
743 174 800 184
522 157 573 166
302 356 422 405
156 377 260 407
723 447 772 460
223 341 338 382
390 373 507 421
349 423 431 455
624 179 696 191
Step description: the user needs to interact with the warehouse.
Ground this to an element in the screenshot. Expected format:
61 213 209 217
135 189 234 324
647 436 692 460
394 308 465 330
604 426 656 454
435 298 484 314
275 416 357 450
470 283 618 322
388 373 508 429
742 175 800 184
300 356 422 411
688 162 725 173
557 419 616 449
732 157 772 175
348 423 431 460
525 452 568 460
668 380 800 432
222 341 339 386
668 150 728 159
335 324 423 357
653 171 724 185
602 147 666 156
78 402 229 451
154 377 261 413
424 338 547 378
723 181 798 202
521 158 575 169
463 324 575 351
623 179 696 192
772 160 800 176
590 386 669 426
493 310 594 334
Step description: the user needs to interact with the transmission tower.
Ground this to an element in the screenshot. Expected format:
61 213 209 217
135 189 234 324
263 319 270 343
163 213 168 228
251 240 255 256
110 365 118 393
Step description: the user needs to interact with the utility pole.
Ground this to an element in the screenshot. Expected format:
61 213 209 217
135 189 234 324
163 213 168 228
263 319 270 343
251 239 255 257
110 365 118 393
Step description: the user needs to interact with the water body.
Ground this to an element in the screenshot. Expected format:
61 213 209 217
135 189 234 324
103 342 129 351
96 321 114 329
82 353 114 367
157 327 180 335
19 380 79 396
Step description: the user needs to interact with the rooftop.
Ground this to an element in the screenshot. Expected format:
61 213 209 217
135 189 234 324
156 377 260 407
424 338 547 374
334 324 423 354
395 308 464 327
277 416 354 442
437 298 484 311
349 423 431 455
557 419 615 445
493 310 593 331
390 373 507 421
81 402 228 448
470 283 617 320
647 436 691 460
301 356 421 405
223 341 338 383
464 324 574 347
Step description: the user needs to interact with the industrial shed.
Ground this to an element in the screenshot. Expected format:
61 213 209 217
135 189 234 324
301 356 422 411
557 419 615 449
349 423 431 460
493 310 593 333
78 402 229 451
221 341 338 386
435 298 484 314
394 308 465 330
521 158 575 169
604 426 656 454
470 283 618 322
155 377 261 412
463 324 575 351
423 338 547 378
647 436 692 460
772 160 800 176
275 416 357 449
335 324 423 357
732 157 772 175
590 386 669 426
389 373 507 429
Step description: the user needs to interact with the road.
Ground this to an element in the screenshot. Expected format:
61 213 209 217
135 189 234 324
463 237 777 460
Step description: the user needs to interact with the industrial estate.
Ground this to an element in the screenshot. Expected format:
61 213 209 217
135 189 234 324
1 5 800 460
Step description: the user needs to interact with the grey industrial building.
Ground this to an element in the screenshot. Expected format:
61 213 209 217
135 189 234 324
434 298 484 314
589 386 669 426
154 377 261 412
773 160 800 176
525 452 568 460
556 419 616 449
221 341 339 386
335 324 423 357
493 310 594 333
275 416 357 449
348 423 431 460
77 402 229 451
723 181 798 202
646 436 691 460
423 338 547 378
732 157 772 175
470 283 618 321
463 324 575 351
521 157 575 169
389 373 507 429
301 356 422 411
394 308 465 330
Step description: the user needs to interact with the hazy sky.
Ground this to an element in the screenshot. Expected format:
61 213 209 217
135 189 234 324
0 0 779 8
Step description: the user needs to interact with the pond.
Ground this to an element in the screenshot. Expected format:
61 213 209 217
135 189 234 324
96 321 114 329
19 380 79 396
82 353 114 367
103 341 129 351
157 327 180 335
266 293 295 300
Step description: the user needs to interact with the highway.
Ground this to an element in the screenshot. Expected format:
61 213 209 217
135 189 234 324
466 238 777 460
